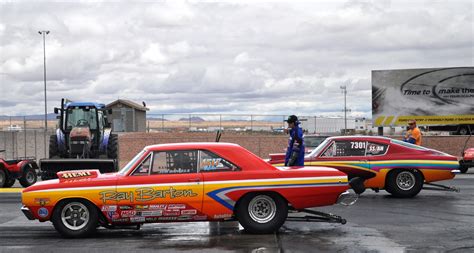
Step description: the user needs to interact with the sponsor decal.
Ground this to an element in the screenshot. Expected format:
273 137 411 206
121 210 137 217
213 214 232 219
181 209 197 215
135 205 149 210
130 216 146 223
99 187 197 204
149 204 167 210
163 211 180 216
158 217 177 221
34 198 50 206
101 205 117 212
61 171 92 179
168 204 186 210
192 215 207 221
177 216 192 221
38 207 49 218
107 211 120 219
140 211 163 217
119 205 134 210
112 217 129 223
145 217 160 222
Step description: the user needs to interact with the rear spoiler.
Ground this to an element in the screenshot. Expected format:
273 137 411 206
57 170 100 182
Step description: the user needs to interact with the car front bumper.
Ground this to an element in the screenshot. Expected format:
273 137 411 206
21 205 35 220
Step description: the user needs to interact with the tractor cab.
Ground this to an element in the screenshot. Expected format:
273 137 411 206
56 101 110 158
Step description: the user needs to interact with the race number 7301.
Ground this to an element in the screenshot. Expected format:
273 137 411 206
350 141 366 149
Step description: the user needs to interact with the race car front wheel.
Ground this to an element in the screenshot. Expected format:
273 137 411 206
52 199 98 238
236 192 288 234
386 169 423 198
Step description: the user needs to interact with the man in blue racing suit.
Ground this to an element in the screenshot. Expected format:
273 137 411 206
284 115 305 166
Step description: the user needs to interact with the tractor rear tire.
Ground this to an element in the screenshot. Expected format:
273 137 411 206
49 135 60 158
19 163 37 187
107 134 118 160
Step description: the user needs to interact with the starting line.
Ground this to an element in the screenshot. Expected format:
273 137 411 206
0 188 23 193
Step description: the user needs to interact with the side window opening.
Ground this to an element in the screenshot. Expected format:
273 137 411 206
198 150 239 172
366 142 388 156
151 150 198 174
321 141 366 157
132 154 152 176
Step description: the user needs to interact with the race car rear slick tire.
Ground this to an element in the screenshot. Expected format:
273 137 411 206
52 199 98 238
236 192 288 234
19 163 37 187
386 169 423 198
459 165 469 174
0 169 6 187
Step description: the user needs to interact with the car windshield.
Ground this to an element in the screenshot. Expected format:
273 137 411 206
66 107 98 130
119 149 146 175
305 136 327 147
306 138 331 158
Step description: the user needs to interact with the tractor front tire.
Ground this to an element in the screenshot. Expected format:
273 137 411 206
49 135 60 158
107 134 118 160
19 163 37 187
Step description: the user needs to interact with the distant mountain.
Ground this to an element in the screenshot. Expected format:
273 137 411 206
179 117 205 122
0 113 56 120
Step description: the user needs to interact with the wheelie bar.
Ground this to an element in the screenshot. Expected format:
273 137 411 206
287 209 347 225
423 182 460 192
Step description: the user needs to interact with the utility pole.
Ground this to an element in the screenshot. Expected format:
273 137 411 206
340 85 351 135
39 30 50 158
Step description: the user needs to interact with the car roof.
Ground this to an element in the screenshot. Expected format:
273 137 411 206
144 142 241 151
327 135 392 143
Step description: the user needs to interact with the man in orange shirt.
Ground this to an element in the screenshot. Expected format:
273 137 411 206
407 119 422 145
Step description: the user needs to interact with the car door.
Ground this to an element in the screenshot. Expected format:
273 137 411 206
114 150 204 222
199 150 242 219
311 139 373 179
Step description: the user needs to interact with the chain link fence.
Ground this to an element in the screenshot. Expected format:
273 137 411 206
0 114 369 160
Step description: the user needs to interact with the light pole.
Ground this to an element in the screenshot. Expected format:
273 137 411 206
39 30 49 158
340 85 351 135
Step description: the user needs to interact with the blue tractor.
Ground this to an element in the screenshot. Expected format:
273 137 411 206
40 99 118 180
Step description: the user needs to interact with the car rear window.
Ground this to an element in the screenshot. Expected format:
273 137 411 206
390 139 430 151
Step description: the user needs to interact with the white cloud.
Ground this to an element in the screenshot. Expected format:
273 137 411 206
0 0 472 118
141 43 168 64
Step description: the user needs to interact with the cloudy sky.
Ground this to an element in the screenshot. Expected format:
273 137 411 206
0 0 472 118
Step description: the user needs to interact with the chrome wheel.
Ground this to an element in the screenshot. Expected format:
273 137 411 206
61 202 90 231
248 195 277 223
396 171 416 191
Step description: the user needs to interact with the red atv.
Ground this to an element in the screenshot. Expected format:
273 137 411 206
460 148 474 173
0 150 38 188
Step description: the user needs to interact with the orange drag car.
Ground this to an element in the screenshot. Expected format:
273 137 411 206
22 143 355 238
